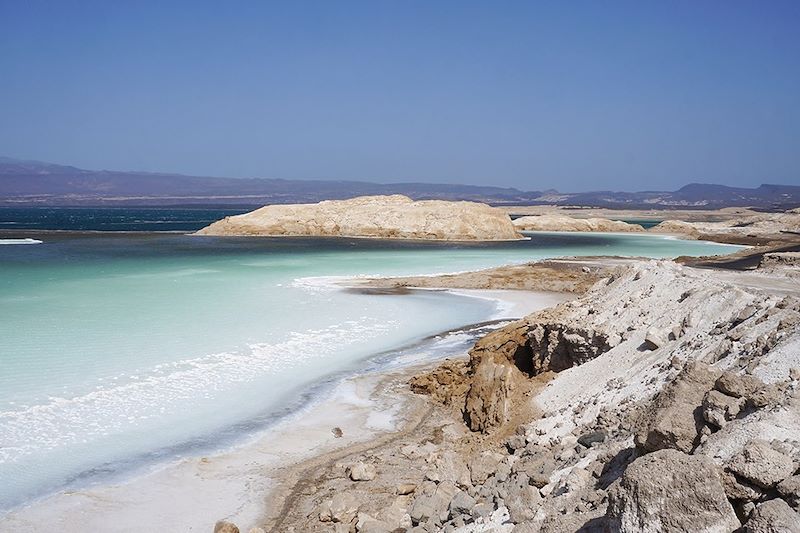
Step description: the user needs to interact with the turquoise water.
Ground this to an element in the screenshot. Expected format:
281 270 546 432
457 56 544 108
0 232 740 510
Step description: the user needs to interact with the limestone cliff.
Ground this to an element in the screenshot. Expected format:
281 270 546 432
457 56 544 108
195 195 522 241
512 215 644 233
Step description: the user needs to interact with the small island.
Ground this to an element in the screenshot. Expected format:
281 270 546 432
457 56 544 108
195 195 523 241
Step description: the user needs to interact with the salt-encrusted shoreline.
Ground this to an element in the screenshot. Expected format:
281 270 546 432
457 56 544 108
0 288 564 532
245 258 800 533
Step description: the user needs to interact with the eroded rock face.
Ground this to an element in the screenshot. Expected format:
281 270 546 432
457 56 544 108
463 316 615 432
606 450 739 533
196 195 522 241
464 355 517 432
634 362 721 454
527 322 614 374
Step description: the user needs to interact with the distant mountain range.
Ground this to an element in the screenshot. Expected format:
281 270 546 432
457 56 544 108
1 157 798 210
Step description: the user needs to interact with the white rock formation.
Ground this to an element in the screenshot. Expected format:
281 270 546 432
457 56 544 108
650 210 800 240
512 215 644 233
195 195 522 241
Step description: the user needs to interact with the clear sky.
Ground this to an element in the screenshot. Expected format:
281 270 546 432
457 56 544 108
1 1 798 191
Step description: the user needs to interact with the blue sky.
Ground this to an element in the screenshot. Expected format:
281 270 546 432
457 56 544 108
1 1 798 191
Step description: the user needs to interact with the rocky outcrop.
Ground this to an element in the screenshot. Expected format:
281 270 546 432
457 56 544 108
606 449 740 533
195 195 522 241
513 215 644 233
651 210 800 243
252 260 800 533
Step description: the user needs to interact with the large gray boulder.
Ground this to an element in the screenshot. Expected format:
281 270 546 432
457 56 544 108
409 481 457 525
500 472 542 523
728 440 797 489
778 475 800 510
606 449 739 533
743 498 800 532
635 362 721 453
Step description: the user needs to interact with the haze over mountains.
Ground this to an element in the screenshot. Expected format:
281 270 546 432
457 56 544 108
1 157 798 210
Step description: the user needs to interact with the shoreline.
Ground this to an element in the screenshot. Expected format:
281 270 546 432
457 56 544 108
1 287 567 532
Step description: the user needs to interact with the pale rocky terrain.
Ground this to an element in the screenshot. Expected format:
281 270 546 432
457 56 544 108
649 210 800 244
512 216 644 233
195 195 522 241
225 258 800 533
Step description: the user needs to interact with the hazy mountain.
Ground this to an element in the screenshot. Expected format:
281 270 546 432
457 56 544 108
0 157 798 210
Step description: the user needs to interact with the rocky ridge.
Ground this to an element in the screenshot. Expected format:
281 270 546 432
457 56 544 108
512 215 644 233
649 210 800 244
195 195 522 241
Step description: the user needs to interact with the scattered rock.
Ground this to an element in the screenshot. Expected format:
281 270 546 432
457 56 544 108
743 498 800 532
606 449 739 533
728 440 797 489
331 427 343 438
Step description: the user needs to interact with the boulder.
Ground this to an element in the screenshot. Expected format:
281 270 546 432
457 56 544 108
501 472 542 523
702 390 745 428
777 475 800 510
644 327 670 350
577 430 608 448
743 498 800 533
513 452 557 488
409 481 458 525
448 490 477 517
468 451 506 485
606 449 739 533
213 522 240 533
425 450 471 487
720 471 764 502
347 461 377 481
728 440 797 489
635 362 721 453
715 372 782 409
319 493 360 523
